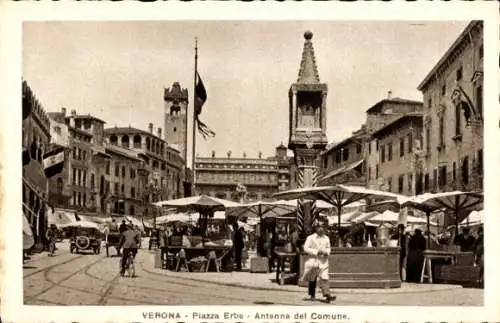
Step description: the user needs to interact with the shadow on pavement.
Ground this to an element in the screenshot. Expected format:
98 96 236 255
253 301 275 305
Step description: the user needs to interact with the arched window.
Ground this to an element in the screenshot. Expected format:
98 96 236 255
115 165 119 176
121 135 129 148
90 173 95 189
133 135 141 148
146 137 151 151
109 135 118 145
121 166 126 178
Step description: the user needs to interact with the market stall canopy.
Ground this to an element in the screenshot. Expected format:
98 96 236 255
226 200 296 219
59 220 101 230
357 210 437 226
153 195 241 213
460 210 483 227
48 209 78 227
23 213 35 250
156 211 226 225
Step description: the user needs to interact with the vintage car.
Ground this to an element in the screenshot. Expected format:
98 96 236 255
68 223 103 254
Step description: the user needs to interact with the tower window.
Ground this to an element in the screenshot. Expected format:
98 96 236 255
173 127 177 133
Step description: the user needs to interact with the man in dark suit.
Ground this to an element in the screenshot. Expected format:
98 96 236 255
233 222 245 271
118 224 140 276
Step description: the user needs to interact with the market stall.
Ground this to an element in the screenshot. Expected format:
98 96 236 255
274 184 405 288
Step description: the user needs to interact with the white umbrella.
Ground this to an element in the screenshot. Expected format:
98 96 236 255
48 209 77 227
460 210 483 227
274 184 404 243
153 195 241 212
358 210 437 226
226 200 296 220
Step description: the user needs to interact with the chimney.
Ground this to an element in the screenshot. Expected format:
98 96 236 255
148 123 153 133
61 107 67 116
211 150 215 158
157 127 162 138
387 91 393 100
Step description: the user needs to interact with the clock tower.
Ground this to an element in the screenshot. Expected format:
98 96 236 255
288 31 328 237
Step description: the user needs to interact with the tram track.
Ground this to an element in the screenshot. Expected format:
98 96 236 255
23 254 85 278
24 254 107 303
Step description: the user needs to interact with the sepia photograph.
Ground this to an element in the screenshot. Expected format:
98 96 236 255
1 2 499 323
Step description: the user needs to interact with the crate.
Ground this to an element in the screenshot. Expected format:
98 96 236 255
434 265 480 283
250 257 269 273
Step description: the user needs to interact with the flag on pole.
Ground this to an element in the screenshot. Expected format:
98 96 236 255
194 72 215 139
43 146 65 178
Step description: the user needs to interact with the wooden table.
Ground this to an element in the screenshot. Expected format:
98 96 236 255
167 246 232 272
420 250 474 283
274 251 297 285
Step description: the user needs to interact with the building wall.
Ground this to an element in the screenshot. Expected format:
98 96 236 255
195 155 280 201
22 81 51 244
369 118 423 195
419 21 483 193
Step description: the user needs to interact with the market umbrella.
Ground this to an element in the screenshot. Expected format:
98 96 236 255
357 210 437 226
59 220 101 230
403 191 483 240
459 209 483 228
274 184 404 246
153 195 241 243
48 209 78 227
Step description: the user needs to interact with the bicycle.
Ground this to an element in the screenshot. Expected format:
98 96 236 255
48 239 56 257
122 249 136 278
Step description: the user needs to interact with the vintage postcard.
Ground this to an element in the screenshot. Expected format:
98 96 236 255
1 2 499 323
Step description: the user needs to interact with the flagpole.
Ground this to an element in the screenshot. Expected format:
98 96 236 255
192 37 198 195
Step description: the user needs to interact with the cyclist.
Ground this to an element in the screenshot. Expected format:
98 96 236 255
118 223 140 276
45 224 58 256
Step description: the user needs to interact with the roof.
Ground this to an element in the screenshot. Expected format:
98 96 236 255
164 82 189 101
68 125 92 137
371 112 423 139
418 21 482 91
70 114 106 124
366 97 423 114
320 159 364 182
104 126 166 142
296 31 321 84
105 144 142 162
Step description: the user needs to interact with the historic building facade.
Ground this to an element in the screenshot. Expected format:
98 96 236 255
22 81 51 247
104 124 185 217
417 20 483 194
368 113 424 196
194 151 280 201
47 109 110 215
164 82 189 162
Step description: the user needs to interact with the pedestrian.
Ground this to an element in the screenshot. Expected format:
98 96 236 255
232 222 245 271
301 219 335 303
135 225 142 248
45 224 58 256
474 226 484 285
406 228 426 282
119 220 127 234
159 229 168 267
454 227 476 252
118 223 140 276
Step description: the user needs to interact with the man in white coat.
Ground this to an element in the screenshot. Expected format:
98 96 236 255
302 219 336 303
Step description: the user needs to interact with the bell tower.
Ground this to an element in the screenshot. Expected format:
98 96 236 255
164 82 189 162
289 31 328 237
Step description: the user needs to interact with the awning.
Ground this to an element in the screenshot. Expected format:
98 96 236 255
321 159 364 181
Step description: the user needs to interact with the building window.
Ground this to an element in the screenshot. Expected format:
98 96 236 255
82 150 87 160
426 127 431 153
73 191 76 206
439 115 445 149
368 142 372 154
388 143 393 161
343 148 349 161
428 98 432 110
399 138 405 157
455 104 462 136
376 140 379 151
83 171 87 188
130 205 135 215
387 177 392 192
408 133 413 153
452 162 457 181
57 178 63 193
335 151 341 164
462 156 469 185
90 173 95 189
131 187 135 198
479 45 483 59
456 65 463 81
381 145 385 163
121 184 125 194
77 192 81 206
375 164 379 178
439 166 447 188
424 173 429 192
72 168 76 184
408 173 413 193
356 144 362 154
77 169 81 186
477 149 483 174
122 166 126 178
441 84 446 96
83 193 86 207
73 147 77 159
398 175 404 193
130 168 136 179
114 183 119 194
323 157 327 169
476 86 483 117
106 161 110 175
115 165 119 176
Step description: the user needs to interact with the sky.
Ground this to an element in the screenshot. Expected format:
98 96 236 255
23 21 469 164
